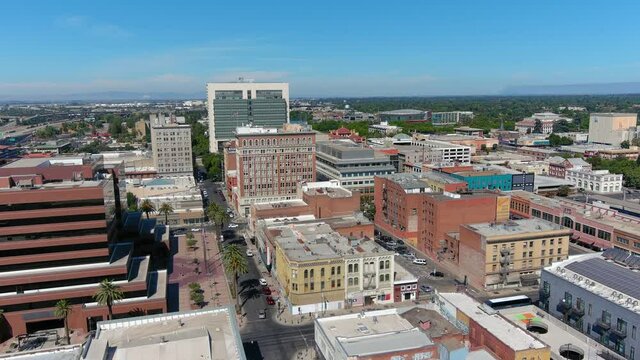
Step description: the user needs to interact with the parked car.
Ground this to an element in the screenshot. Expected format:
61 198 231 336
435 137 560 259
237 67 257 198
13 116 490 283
259 278 268 286
228 224 238 228
402 254 416 261
265 296 275 305
385 240 397 247
246 250 254 257
238 236 247 245
396 239 405 246
413 258 427 265
262 287 272 295
420 285 433 293
190 228 200 232
258 309 266 319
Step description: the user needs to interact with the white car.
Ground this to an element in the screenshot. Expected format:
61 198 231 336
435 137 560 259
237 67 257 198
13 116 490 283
191 228 200 232
228 224 238 228
259 278 268 286
413 258 427 265
246 250 254 257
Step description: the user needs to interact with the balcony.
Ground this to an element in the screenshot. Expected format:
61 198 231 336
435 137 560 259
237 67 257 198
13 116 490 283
592 319 611 335
556 300 571 314
609 327 627 341
569 306 585 320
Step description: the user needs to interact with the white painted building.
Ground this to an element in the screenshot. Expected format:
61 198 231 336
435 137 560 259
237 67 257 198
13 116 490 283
411 135 472 165
566 169 623 194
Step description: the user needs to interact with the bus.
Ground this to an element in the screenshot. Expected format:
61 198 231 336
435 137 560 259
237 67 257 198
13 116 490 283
485 295 532 310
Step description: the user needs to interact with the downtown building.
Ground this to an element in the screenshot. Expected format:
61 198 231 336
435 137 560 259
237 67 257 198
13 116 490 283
588 113 639 146
315 140 396 197
150 115 193 176
0 157 166 337
207 81 290 152
541 251 640 359
224 124 316 217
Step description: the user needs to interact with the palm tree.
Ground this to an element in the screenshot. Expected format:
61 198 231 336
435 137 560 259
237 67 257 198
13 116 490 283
158 203 174 224
139 199 156 219
222 244 249 311
54 300 72 345
93 279 124 320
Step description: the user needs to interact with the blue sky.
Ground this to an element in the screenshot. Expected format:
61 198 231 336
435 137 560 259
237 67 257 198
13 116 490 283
2 0 640 98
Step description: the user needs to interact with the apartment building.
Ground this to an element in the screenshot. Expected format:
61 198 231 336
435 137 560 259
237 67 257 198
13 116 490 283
541 251 640 359
517 146 560 161
566 169 623 194
374 173 433 247
588 113 639 146
0 159 166 337
150 121 193 176
271 221 394 314
228 125 316 217
316 140 395 196
427 134 499 154
206 81 289 152
430 111 474 125
453 219 570 289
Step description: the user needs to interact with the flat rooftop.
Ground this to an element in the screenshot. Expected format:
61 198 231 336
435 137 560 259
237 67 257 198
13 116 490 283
500 305 613 360
315 308 432 357
534 175 574 189
379 109 424 115
400 307 462 339
438 293 547 351
421 171 466 184
87 306 245 360
251 199 308 211
465 218 568 237
303 186 353 198
270 222 390 262
376 173 430 190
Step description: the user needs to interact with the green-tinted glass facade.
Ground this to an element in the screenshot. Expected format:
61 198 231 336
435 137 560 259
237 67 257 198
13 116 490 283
213 95 287 142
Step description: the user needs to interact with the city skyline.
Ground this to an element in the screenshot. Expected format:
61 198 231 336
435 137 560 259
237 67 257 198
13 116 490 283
2 1 640 100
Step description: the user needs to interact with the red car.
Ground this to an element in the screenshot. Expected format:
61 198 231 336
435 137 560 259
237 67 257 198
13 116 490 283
262 287 272 295
266 296 275 305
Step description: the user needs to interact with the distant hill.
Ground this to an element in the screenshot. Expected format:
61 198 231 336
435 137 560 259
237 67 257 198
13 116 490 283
0 91 204 102
503 82 640 96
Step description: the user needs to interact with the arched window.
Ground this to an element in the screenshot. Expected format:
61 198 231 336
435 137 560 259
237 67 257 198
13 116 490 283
385 260 390 269
354 263 359 272
304 270 308 278
354 277 359 285
320 268 325 277
348 264 353 273
348 278 353 286
309 269 314 278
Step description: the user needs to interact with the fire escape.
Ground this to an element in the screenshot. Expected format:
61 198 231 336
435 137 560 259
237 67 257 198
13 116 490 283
499 248 511 285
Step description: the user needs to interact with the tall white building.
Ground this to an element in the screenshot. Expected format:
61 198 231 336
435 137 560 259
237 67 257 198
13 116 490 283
206 81 290 152
150 119 193 176
588 113 639 146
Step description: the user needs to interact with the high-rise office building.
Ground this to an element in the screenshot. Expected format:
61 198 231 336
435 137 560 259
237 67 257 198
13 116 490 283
206 82 290 153
150 115 193 176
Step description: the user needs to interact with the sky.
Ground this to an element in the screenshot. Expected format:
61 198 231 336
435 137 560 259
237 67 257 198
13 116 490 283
2 0 640 99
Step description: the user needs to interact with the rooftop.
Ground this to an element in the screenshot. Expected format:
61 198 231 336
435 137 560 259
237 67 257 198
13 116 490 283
400 307 462 339
420 171 466 184
271 221 390 262
548 252 640 312
376 173 431 190
500 305 611 360
86 306 246 360
315 308 432 357
464 218 568 238
438 293 547 351
251 199 308 211
379 109 424 115
455 126 484 131
591 112 638 117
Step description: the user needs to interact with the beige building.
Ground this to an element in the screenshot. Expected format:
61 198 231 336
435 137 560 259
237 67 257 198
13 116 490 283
452 218 571 290
150 121 193 176
272 221 394 314
588 113 639 146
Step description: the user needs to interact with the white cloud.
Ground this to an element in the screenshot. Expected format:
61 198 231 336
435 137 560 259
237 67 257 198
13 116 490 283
55 15 131 38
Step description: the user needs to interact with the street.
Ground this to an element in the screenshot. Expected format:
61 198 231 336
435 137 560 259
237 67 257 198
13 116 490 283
198 178 316 360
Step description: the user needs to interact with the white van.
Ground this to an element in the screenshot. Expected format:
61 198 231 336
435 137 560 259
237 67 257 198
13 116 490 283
413 258 427 265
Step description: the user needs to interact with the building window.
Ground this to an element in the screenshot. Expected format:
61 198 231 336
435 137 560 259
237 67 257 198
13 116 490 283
602 310 611 325
385 260 390 269
337 279 341 287
310 269 314 278
321 281 325 290
337 266 341 275
310 282 314 291
380 261 384 270
632 325 636 339
304 270 308 278
379 274 385 282
348 278 353 286
354 263 359 272
320 268 325 277
348 264 353 273
331 280 335 288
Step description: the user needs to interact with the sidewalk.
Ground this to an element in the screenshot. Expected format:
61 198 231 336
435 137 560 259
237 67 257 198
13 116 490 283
168 229 232 311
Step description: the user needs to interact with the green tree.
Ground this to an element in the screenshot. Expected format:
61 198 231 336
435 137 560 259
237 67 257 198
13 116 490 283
93 279 124 320
533 119 543 134
54 300 72 345
214 210 230 231
186 232 197 249
620 140 630 149
552 119 573 133
126 192 138 211
139 199 156 219
158 203 174 224
556 185 571 197
222 244 249 311
360 196 376 221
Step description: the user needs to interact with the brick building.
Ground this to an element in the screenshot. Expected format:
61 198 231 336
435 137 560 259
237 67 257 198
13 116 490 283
453 219 570 290
0 158 166 337
229 125 316 217
374 173 432 248
547 156 591 179
418 192 510 259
